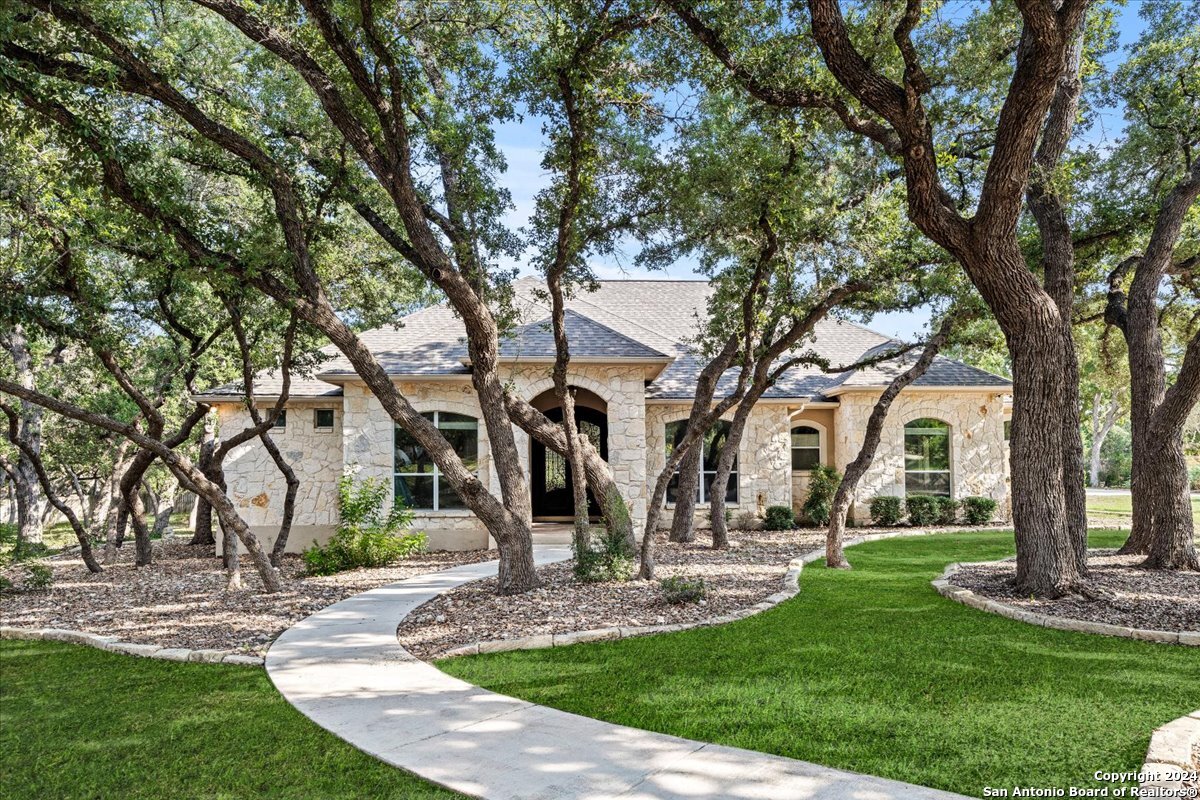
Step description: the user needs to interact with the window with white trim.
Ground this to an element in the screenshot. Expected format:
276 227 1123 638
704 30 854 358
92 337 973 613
664 420 738 504
904 418 951 496
314 408 335 431
394 412 478 510
791 425 822 470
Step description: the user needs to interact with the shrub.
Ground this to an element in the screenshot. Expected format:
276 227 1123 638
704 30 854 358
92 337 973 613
1190 465 1200 492
302 475 426 576
574 524 635 583
905 495 940 527
763 505 796 531
869 496 903 527
660 575 706 604
934 497 960 526
21 561 53 591
961 496 999 526
801 465 842 526
0 575 12 593
732 510 762 531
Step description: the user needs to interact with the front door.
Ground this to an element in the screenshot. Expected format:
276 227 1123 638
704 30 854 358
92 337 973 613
531 406 608 519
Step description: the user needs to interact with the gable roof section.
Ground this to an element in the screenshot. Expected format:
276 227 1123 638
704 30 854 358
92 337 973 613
477 309 669 363
823 342 1012 395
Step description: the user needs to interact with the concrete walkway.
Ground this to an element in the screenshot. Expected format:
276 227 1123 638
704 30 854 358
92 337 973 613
267 546 969 800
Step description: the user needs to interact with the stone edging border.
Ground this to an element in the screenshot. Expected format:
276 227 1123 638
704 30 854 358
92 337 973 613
0 625 264 666
931 559 1200 647
1140 711 1200 794
439 529 930 658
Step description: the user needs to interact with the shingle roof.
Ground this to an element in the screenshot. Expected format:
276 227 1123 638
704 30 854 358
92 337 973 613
487 310 669 361
825 342 1013 392
197 278 1012 400
195 372 344 400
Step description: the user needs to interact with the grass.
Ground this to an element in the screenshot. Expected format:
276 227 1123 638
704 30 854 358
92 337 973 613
1085 492 1200 525
0 640 461 800
442 530 1200 796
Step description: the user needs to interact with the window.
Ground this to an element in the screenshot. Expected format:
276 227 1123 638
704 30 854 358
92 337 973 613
394 412 478 510
664 420 738 504
273 410 287 429
314 408 335 431
904 418 951 496
791 425 822 471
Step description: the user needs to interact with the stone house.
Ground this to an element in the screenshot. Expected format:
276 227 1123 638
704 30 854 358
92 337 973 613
196 279 1013 552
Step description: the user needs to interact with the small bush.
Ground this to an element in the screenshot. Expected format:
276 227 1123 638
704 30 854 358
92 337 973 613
934 497 960 526
1190 465 1200 491
732 510 762 531
660 575 706 604
763 505 796 531
21 561 53 591
801 465 842 526
0 575 12 593
302 475 426 576
869 496 903 527
905 495 940 527
961 496 999 526
574 525 635 583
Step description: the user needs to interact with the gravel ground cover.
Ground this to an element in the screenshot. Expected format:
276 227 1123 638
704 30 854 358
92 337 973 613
0 537 494 655
397 529 824 659
951 549 1200 632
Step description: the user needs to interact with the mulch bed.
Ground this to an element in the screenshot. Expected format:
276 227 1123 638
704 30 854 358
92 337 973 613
950 549 1200 633
397 529 825 660
0 538 494 656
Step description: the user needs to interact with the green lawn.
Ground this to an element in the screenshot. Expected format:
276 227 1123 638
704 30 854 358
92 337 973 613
1085 492 1200 525
442 530 1200 796
0 640 460 800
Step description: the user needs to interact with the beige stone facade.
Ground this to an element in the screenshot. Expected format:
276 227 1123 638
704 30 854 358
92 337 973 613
827 389 1010 523
216 378 1010 553
216 399 343 554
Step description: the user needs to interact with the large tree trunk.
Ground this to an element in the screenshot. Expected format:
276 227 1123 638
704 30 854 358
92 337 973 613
2 325 45 550
128 480 153 566
1025 27 1089 576
1111 161 1200 566
1142 426 1199 570
1059 329 1089 575
668 443 704 543
1007 320 1082 597
190 420 217 546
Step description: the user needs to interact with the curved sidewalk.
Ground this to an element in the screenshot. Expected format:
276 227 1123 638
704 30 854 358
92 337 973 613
266 545 968 800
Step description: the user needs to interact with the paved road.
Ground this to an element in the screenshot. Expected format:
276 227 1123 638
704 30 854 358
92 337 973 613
266 546 970 800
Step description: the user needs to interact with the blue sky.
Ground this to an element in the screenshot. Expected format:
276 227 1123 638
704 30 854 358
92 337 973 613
491 3 1148 342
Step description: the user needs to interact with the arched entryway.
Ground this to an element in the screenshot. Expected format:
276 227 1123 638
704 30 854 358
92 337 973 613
530 388 608 520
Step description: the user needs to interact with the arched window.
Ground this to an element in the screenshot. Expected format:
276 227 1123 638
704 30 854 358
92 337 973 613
791 425 822 471
664 420 738 504
904 418 951 496
394 412 479 510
